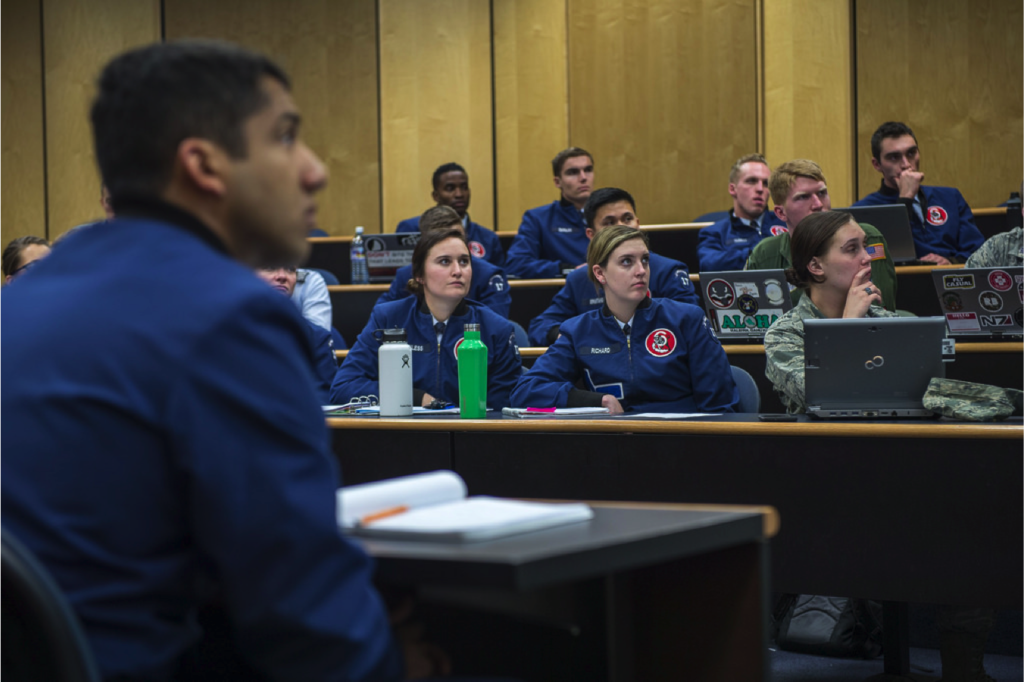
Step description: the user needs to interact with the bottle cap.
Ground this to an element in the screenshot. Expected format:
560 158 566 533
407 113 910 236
463 323 480 332
355 226 364 234
380 327 407 342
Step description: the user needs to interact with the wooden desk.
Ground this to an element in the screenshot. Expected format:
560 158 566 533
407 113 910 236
330 415 1023 677
363 504 771 681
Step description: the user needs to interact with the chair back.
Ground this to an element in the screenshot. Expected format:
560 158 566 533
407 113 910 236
1 533 101 682
730 365 762 413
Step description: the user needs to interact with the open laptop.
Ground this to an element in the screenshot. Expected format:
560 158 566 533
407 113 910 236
836 204 921 264
931 266 1024 339
364 233 420 283
700 269 794 340
804 316 948 418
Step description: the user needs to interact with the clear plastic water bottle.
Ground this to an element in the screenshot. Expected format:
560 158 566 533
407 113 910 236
351 226 369 284
458 323 488 419
377 328 413 416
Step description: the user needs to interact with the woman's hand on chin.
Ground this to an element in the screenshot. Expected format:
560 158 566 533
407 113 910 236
843 265 882 318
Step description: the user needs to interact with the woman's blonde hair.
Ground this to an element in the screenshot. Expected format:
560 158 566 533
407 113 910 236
586 225 649 288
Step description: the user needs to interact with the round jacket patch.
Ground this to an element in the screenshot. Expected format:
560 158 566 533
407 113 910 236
645 328 677 357
769 225 789 236
926 206 948 226
469 241 486 258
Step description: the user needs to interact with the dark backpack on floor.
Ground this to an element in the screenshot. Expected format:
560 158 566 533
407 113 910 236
773 594 884 659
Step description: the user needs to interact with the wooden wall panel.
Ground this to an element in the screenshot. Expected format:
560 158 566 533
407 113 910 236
379 0 494 233
856 0 1023 209
493 0 568 232
164 0 380 236
568 0 759 225
763 0 856 208
42 0 161 238
2 0 47 246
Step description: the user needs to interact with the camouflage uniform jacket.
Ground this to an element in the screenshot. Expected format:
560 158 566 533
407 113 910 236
964 227 1023 268
764 293 898 413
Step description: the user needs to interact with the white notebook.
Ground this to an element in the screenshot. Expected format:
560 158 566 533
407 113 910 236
337 471 593 543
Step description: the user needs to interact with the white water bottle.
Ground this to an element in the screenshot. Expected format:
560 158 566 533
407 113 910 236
351 226 369 284
377 328 413 416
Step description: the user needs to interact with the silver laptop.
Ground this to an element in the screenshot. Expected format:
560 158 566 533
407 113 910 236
804 317 947 418
931 266 1023 339
364 233 420 283
836 204 920 264
700 269 794 339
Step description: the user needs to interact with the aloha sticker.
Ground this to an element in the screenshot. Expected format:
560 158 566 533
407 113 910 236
979 291 1003 313
469 241 486 259
645 328 677 357
926 206 948 226
706 279 735 308
988 270 1012 292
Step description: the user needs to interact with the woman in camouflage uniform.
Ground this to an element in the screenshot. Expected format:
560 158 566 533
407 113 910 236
764 211 899 413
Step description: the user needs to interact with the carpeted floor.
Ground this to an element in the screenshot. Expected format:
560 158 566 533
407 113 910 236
769 646 1023 681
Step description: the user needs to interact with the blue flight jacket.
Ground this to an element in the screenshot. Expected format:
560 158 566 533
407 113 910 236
697 210 789 272
0 200 401 681
527 252 701 346
396 214 505 266
853 183 984 262
304 319 339 403
331 296 522 408
511 297 739 414
376 257 511 318
505 199 589 279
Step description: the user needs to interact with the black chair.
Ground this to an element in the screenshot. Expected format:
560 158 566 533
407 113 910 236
1 532 101 682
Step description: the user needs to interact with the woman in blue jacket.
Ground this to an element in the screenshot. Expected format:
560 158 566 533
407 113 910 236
331 227 522 408
511 225 739 414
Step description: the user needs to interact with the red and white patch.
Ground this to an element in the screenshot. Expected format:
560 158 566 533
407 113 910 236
645 328 677 357
926 206 948 226
469 241 486 259
769 225 789 236
453 337 465 360
988 269 1012 292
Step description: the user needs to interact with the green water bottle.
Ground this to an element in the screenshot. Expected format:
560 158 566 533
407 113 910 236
458 323 488 419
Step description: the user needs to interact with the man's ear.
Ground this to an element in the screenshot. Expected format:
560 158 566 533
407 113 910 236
552 175 562 191
430 188 440 204
727 182 738 199
176 138 229 197
774 205 786 223
585 227 595 240
870 156 882 173
807 257 824 277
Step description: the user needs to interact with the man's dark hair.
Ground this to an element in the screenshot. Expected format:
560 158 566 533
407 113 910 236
584 187 636 229
870 121 917 161
431 162 467 190
551 147 593 177
90 40 290 205
3 235 50 277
